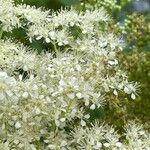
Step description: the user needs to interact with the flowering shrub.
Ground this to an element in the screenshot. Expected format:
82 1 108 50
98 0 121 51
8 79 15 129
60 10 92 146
0 0 149 149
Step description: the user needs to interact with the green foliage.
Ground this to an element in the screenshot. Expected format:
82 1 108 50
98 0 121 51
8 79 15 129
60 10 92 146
120 14 150 51
119 13 150 127
121 51 150 127
77 0 131 12
15 0 80 9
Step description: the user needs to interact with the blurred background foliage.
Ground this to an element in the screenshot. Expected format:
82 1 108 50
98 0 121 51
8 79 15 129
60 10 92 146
12 0 150 129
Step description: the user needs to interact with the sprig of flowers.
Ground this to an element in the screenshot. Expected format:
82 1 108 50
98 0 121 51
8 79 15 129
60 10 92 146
71 122 150 150
0 0 148 149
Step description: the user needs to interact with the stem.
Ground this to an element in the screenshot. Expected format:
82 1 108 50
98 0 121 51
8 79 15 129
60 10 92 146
53 42 59 56
0 27 3 39
82 0 86 11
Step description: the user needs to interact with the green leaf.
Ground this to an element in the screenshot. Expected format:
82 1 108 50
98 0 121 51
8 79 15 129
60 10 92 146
60 0 80 6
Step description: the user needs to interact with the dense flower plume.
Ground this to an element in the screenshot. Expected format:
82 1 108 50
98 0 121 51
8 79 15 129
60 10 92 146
0 0 149 149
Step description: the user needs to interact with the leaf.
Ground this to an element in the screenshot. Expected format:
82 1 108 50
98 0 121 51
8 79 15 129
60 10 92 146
60 0 80 6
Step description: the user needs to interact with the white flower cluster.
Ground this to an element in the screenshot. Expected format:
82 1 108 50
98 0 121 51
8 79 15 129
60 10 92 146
0 0 149 149
0 0 49 32
0 0 109 45
71 122 150 150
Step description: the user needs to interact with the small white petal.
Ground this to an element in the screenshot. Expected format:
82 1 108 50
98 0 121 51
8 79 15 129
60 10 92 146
15 122 21 129
76 92 82 99
67 93 75 99
6 90 13 97
71 109 77 117
114 59 118 65
131 93 136 100
90 104 96 110
29 37 32 43
113 90 118 96
84 114 90 119
58 42 63 46
55 120 60 126
85 99 90 106
108 60 118 65
116 142 122 147
91 40 96 44
97 142 102 148
103 143 110 147
81 120 86 126
60 118 66 122
139 131 145 135
54 23 59 27
59 80 66 86
22 92 29 99
93 142 102 149
60 140 67 147
49 31 56 40
0 71 8 79
30 74 34 80
39 95 44 99
45 37 51 43
76 64 81 71
63 40 69 45
124 87 130 94
23 65 28 71
36 35 42 40
35 108 41 115
82 30 87 34
70 22 74 27
44 140 49 143
48 145 56 149
19 75 23 81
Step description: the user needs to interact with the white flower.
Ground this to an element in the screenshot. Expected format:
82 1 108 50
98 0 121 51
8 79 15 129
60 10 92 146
124 83 136 94
124 83 139 99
